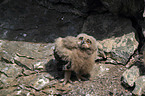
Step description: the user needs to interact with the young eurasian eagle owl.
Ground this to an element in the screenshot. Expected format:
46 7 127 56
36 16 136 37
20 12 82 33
54 33 97 84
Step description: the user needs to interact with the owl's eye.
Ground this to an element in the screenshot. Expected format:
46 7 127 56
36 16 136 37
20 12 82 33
79 37 83 40
86 39 92 44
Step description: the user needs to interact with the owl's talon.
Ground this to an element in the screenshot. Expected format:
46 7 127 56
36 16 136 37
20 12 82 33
63 79 73 85
76 74 88 82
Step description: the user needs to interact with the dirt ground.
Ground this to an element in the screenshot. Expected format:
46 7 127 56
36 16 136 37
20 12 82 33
50 62 133 96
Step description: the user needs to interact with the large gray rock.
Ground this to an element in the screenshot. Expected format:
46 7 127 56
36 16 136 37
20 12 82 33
17 73 53 90
82 13 135 40
100 0 144 18
0 40 58 95
0 0 84 42
122 66 140 87
0 62 22 87
132 76 145 96
97 32 138 64
0 0 144 43
82 13 138 64
0 40 54 62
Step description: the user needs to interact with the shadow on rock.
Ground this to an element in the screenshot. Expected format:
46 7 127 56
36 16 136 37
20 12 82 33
134 61 145 75
45 59 91 83
121 76 135 91
45 59 64 79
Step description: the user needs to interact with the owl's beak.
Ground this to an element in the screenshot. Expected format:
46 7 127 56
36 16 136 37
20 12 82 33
81 40 85 45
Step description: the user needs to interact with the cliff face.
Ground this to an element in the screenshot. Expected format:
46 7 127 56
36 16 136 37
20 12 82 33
0 0 145 95
0 0 144 42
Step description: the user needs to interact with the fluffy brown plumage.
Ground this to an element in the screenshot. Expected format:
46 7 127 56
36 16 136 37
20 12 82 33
54 33 97 84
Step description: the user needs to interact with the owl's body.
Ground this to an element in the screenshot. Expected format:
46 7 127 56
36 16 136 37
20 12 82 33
54 33 97 84
71 49 95 75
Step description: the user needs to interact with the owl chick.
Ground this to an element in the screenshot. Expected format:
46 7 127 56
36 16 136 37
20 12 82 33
54 33 97 84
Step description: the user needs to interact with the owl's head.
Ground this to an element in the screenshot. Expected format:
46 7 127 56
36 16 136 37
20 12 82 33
76 33 97 51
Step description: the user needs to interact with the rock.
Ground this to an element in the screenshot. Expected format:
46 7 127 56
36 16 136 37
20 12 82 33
91 64 111 78
132 76 145 96
0 86 19 96
0 62 22 87
97 32 138 64
100 0 144 18
17 73 54 89
0 40 54 62
1 86 46 96
141 42 145 64
122 66 140 87
0 0 84 42
0 0 143 43
30 74 50 90
0 39 58 95
82 13 135 40
103 32 138 64
82 13 138 64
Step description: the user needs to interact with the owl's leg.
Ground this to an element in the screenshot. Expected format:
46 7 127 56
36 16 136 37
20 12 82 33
63 61 71 70
63 71 72 85
76 74 88 82
63 62 72 85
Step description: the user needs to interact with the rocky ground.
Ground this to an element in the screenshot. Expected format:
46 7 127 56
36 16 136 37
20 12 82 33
0 39 136 95
0 0 145 96
0 33 144 95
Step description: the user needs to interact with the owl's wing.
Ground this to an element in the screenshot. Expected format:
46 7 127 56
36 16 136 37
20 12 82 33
54 37 77 62
63 36 77 49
